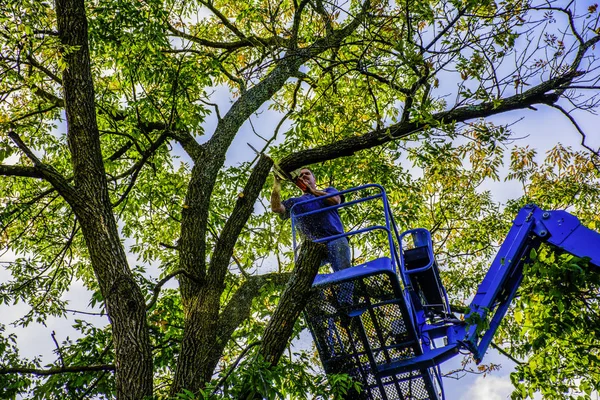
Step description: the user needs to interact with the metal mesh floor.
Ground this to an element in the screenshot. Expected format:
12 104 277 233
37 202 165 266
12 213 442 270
305 260 441 400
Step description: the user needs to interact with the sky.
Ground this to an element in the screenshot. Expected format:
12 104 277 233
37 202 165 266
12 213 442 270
2 3 600 399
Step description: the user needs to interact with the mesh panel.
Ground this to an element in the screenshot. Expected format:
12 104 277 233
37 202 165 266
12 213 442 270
305 269 441 400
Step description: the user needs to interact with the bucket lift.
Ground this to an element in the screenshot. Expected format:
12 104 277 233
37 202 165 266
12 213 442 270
291 185 600 400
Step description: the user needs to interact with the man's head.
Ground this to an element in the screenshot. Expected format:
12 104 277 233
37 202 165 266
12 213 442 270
298 168 316 191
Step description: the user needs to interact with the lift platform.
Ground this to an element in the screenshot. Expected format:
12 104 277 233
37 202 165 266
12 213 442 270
291 184 600 400
295 185 446 400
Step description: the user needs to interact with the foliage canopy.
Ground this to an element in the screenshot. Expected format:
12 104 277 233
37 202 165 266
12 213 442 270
0 0 599 398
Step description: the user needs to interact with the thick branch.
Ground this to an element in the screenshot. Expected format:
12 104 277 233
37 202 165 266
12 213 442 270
208 155 274 287
30 85 64 106
258 240 327 365
0 164 43 179
206 0 370 155
0 364 115 376
7 131 81 206
212 272 292 363
279 70 582 171
171 130 204 163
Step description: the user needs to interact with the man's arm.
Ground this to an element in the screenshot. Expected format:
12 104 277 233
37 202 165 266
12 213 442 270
305 186 341 206
271 175 286 214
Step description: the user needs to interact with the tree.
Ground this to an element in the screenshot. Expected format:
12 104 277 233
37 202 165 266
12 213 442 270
0 0 599 398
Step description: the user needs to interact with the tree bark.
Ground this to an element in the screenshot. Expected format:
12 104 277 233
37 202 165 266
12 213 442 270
237 241 326 399
258 240 327 365
171 3 371 391
171 156 273 394
54 0 153 398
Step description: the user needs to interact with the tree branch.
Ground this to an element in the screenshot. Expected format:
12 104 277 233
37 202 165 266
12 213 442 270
171 129 204 163
490 342 524 366
8 131 44 166
167 24 290 51
207 155 273 287
6 131 80 206
357 68 411 95
198 0 247 40
211 341 262 396
0 364 115 376
146 269 203 310
278 70 584 171
25 54 63 84
113 131 171 206
258 240 327 365
0 164 43 178
211 272 292 368
549 103 600 160
9 103 61 124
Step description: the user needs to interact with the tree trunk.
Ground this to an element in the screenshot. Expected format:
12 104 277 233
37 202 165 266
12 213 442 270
171 156 273 394
54 0 153 398
258 240 327 365
237 241 326 399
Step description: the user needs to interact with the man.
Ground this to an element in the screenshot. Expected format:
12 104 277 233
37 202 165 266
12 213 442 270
271 168 351 272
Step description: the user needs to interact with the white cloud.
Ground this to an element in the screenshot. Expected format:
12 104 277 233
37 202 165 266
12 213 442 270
460 375 514 400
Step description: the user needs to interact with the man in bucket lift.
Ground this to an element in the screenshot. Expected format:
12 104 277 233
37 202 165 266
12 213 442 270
270 168 351 272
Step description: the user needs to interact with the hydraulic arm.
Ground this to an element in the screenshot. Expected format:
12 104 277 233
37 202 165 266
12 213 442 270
463 204 600 362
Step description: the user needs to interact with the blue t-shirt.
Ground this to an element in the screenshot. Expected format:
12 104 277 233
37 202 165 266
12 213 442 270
282 187 344 241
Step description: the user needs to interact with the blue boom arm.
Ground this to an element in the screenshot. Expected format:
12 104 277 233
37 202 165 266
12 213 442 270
463 204 600 362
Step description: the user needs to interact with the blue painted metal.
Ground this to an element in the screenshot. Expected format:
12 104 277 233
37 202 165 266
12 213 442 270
398 229 435 276
290 185 401 268
464 204 600 361
297 188 600 400
298 185 444 399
